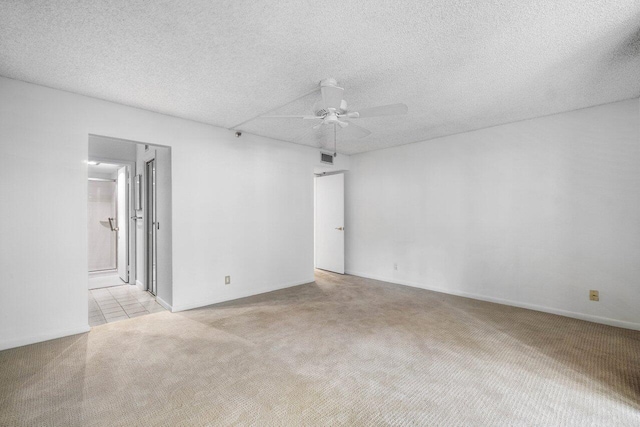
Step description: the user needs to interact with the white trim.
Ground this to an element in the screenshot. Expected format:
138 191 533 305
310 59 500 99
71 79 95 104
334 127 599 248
171 278 314 312
346 270 640 331
155 295 173 312
135 280 145 291
0 325 91 351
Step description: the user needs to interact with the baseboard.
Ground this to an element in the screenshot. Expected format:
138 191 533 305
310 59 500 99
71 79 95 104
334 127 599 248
171 278 314 312
135 280 145 291
0 325 91 351
346 270 640 331
155 296 173 312
88 282 123 290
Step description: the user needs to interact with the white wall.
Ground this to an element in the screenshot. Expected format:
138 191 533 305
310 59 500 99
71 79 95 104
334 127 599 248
89 135 138 162
0 76 349 350
346 99 640 330
87 171 116 180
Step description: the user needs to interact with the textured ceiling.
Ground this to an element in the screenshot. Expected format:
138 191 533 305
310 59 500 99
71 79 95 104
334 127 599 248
1 1 639 155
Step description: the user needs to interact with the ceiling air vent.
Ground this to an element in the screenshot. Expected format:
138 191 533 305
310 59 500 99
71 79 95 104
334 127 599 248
320 152 334 165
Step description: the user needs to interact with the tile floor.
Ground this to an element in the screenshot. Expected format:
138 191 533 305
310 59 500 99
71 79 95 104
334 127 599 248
88 285 166 326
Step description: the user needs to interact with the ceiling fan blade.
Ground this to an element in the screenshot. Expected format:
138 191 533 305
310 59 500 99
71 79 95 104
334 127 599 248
260 115 322 119
350 103 408 118
339 121 371 139
321 85 344 110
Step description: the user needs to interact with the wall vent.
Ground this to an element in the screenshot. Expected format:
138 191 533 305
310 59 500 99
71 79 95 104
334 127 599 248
320 152 334 164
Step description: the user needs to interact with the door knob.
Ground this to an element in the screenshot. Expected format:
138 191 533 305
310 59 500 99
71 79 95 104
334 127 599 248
335 227 344 231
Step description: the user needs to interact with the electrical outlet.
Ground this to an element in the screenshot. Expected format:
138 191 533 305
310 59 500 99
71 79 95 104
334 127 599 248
393 263 398 270
589 290 599 301
225 276 231 285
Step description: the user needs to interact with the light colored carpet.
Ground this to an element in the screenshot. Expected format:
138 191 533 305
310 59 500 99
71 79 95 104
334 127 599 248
1 270 639 426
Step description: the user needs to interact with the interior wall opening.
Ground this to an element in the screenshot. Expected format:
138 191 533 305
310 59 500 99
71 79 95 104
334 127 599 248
87 135 173 327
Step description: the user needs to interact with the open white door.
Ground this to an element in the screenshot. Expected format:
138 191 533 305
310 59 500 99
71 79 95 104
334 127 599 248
117 166 129 282
315 173 345 274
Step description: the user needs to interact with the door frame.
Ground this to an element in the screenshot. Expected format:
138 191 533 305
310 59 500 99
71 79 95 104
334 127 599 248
87 134 173 310
144 158 157 296
88 156 137 284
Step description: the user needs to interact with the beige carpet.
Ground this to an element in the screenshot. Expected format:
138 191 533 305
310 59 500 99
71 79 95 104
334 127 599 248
1 271 639 426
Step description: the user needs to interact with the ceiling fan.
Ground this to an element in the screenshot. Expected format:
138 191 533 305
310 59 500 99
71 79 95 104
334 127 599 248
260 78 408 152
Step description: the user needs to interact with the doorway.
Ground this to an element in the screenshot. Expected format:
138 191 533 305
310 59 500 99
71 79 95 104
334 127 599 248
87 135 173 326
314 172 345 274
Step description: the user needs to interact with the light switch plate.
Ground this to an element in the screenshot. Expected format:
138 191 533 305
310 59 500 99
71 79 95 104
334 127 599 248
225 276 231 285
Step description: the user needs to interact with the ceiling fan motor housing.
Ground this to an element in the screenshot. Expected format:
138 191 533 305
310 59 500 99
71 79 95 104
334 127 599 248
314 99 348 117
